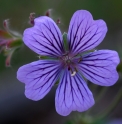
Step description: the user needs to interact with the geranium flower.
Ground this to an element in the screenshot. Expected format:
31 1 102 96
17 10 120 116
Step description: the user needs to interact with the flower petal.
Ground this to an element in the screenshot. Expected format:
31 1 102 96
17 60 62 101
55 69 94 116
68 10 107 55
78 50 120 86
23 16 64 57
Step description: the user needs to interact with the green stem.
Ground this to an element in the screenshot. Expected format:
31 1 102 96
85 86 107 116
96 87 107 102
92 86 122 123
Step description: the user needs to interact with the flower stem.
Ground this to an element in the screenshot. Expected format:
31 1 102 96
92 85 122 123
84 86 107 116
96 87 107 102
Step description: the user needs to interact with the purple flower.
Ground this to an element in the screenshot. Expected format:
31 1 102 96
17 10 120 116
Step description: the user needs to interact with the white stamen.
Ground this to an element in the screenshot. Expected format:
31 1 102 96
71 71 76 76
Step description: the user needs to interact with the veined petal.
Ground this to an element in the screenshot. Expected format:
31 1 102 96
23 16 64 57
17 60 62 101
79 50 120 86
55 69 94 116
68 10 107 55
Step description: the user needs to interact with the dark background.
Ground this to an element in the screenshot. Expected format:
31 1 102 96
0 0 122 124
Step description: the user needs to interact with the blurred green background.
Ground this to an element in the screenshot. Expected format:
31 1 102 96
0 0 122 124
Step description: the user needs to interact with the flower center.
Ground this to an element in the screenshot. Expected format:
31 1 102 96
61 32 82 76
61 52 78 76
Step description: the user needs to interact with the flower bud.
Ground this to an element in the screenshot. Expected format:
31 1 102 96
0 19 23 67
57 19 61 24
29 12 35 26
45 9 52 17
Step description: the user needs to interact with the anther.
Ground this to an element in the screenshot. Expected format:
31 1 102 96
68 66 70 70
70 68 77 76
71 71 76 76
3 19 9 31
78 57 82 63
